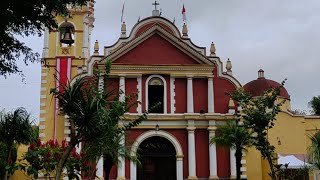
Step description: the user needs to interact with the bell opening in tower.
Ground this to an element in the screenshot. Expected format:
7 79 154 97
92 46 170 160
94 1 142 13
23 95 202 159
59 21 75 47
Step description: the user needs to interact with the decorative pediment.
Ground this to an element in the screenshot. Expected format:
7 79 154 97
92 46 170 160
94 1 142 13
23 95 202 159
100 24 213 66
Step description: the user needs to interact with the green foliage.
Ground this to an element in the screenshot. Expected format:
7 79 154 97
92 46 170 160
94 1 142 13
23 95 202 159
0 0 90 76
309 96 320 115
0 108 37 179
210 120 253 149
308 131 320 169
23 139 94 179
230 81 285 180
0 142 17 177
50 61 147 179
210 120 253 180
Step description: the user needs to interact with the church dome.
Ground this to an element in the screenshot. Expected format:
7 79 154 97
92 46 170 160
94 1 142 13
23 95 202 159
243 69 290 99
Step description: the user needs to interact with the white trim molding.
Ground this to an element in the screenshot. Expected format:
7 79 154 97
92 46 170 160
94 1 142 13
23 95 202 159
130 130 183 180
137 76 142 113
170 76 175 114
145 75 167 114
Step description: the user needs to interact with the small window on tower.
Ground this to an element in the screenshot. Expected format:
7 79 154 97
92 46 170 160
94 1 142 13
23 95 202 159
148 77 164 113
59 21 75 47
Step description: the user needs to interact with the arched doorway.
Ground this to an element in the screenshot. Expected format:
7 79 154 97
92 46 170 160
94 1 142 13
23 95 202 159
137 136 176 180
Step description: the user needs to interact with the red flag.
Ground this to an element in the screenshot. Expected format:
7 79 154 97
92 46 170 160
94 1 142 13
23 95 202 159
182 4 186 21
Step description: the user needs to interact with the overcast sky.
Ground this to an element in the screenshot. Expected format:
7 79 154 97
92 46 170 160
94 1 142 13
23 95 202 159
0 0 319 120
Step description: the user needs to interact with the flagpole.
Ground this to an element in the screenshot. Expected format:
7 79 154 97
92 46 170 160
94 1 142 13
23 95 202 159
121 0 126 23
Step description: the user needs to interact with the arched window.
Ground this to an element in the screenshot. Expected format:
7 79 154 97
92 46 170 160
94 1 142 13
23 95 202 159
146 76 166 113
59 21 75 47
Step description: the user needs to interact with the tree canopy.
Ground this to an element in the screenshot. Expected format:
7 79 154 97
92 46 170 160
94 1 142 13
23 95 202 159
210 120 253 180
0 0 90 76
309 96 320 115
0 108 37 180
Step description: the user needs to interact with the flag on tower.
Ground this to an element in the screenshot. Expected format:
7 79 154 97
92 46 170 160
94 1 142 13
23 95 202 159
182 4 186 21
121 2 125 22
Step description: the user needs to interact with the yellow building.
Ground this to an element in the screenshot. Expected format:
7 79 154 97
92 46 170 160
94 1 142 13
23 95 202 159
243 70 320 180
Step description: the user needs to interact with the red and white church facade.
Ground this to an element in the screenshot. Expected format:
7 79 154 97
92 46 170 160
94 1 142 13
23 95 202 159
39 4 244 180
90 14 242 180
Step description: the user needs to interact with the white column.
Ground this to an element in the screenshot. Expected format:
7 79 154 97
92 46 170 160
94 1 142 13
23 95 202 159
230 148 237 179
137 76 142 113
96 157 104 179
119 76 125 102
98 75 104 93
42 28 49 58
170 76 175 114
130 160 137 180
187 77 194 113
187 127 197 179
208 77 215 113
177 156 183 180
117 134 126 180
208 128 218 179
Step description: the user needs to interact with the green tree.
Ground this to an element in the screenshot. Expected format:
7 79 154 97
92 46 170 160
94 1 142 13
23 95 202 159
308 131 320 169
309 96 320 115
0 0 90 76
230 82 285 180
210 120 253 180
0 108 37 180
50 61 147 180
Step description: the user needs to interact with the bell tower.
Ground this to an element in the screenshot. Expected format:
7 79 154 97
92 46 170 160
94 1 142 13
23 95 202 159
39 1 95 142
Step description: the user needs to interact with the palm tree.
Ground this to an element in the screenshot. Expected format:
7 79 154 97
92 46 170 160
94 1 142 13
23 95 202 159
210 120 253 180
0 108 37 180
308 131 320 169
51 61 147 180
309 96 320 115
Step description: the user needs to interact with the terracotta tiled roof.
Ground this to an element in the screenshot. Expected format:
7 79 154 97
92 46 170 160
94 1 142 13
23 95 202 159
243 71 290 99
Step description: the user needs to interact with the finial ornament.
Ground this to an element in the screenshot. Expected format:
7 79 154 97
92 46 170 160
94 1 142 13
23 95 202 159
226 58 232 75
258 69 265 79
152 1 160 16
182 23 188 38
152 1 160 10
121 22 126 38
228 98 236 114
210 42 216 56
94 40 99 55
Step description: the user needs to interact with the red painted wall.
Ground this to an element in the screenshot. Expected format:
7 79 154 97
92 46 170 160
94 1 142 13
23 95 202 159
195 129 209 178
213 67 237 113
193 78 208 113
105 78 119 101
125 78 138 113
217 146 231 178
175 78 187 113
109 166 117 179
114 34 199 65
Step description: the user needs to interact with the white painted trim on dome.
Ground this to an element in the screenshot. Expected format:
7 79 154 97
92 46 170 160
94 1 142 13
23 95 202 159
145 75 167 114
130 130 183 180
